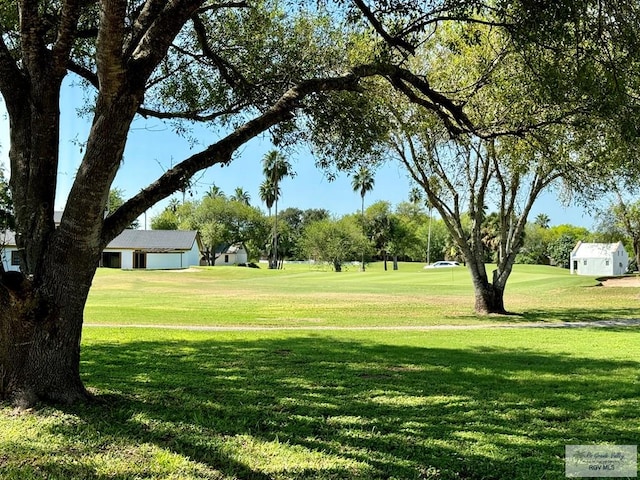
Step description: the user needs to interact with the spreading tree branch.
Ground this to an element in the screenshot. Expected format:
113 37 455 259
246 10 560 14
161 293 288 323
101 69 368 242
191 13 253 90
352 0 416 55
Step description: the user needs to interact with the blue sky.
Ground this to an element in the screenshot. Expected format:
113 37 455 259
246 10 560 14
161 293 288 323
0 78 594 229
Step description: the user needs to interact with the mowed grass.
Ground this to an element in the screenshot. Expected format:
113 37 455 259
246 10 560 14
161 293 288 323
2 263 640 479
84 262 640 326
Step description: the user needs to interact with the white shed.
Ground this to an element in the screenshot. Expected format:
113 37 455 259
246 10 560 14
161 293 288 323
102 230 203 270
211 243 248 266
570 241 629 276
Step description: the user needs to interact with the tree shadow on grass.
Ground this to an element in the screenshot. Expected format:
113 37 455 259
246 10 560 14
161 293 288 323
517 306 640 323
13 332 640 479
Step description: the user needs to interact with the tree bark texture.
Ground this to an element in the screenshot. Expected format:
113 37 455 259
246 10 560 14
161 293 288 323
467 256 509 315
0 269 93 406
473 282 506 315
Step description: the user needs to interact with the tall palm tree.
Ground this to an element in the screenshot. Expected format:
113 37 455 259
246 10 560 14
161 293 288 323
259 179 278 216
231 187 251 205
262 150 294 269
205 184 225 199
351 166 375 271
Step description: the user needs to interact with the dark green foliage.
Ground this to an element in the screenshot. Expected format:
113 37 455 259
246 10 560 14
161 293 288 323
278 207 330 260
0 167 13 232
309 88 392 174
189 196 268 264
516 224 550 265
502 0 640 144
547 234 579 268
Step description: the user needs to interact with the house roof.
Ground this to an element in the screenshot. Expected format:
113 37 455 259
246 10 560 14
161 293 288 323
214 243 246 254
572 242 624 258
0 230 15 245
2 229 200 252
106 230 200 252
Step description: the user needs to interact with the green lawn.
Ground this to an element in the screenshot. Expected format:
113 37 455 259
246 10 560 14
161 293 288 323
85 263 638 326
2 264 639 479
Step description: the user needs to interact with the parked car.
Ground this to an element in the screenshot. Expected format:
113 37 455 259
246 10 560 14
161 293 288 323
423 260 460 269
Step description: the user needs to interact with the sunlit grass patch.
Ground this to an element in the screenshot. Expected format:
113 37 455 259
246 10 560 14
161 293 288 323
4 265 640 479
6 328 636 479
85 263 640 327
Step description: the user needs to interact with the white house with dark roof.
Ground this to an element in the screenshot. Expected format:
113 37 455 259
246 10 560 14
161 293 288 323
1 230 19 272
570 241 629 276
102 229 203 269
4 206 205 271
2 229 203 271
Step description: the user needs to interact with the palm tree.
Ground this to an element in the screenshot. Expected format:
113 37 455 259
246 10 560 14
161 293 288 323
205 184 225 199
262 150 294 269
231 187 251 205
351 166 375 271
534 213 550 229
259 179 278 216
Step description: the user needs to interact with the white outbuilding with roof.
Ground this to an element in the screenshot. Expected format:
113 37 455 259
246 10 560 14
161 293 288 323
101 229 203 270
570 241 629 276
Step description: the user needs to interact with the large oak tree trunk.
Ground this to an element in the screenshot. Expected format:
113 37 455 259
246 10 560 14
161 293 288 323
473 282 506 315
0 297 89 406
468 261 509 315
0 274 91 406
0 229 101 406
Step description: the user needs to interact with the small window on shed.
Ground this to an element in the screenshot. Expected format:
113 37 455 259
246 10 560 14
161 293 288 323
583 260 587 265
605 260 610 266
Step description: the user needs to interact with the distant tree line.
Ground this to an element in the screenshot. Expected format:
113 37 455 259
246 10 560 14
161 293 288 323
1 168 633 273
149 185 636 273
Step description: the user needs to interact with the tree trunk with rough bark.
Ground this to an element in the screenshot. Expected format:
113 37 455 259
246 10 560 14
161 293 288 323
467 256 509 315
473 281 506 315
0 236 101 406
0 280 90 406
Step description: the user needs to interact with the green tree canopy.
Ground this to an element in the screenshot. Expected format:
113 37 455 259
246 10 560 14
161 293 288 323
183 196 267 265
548 234 579 269
278 207 330 260
301 217 370 272
595 195 640 269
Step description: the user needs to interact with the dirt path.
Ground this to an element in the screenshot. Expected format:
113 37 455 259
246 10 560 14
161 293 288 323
83 319 640 331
